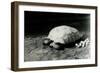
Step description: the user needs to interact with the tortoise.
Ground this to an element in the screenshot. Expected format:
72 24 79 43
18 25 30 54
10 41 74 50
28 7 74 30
43 25 89 49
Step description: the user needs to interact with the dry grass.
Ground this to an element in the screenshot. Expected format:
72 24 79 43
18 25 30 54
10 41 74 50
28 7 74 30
24 35 90 62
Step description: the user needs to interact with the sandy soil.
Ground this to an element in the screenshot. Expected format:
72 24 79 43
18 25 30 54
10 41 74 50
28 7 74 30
24 35 90 62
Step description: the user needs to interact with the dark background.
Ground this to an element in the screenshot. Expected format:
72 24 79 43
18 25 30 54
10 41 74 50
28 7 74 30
24 11 90 36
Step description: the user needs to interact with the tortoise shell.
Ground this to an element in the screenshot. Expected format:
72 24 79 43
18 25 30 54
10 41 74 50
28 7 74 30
47 25 81 44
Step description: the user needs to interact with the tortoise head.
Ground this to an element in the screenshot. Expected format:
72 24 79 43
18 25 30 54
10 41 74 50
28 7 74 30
43 37 53 46
43 37 64 49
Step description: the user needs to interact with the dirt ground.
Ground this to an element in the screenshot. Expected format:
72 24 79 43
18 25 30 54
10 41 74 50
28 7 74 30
24 35 90 62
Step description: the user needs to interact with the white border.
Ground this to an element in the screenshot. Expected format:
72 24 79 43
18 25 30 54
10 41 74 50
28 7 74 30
18 5 96 68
